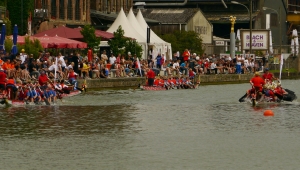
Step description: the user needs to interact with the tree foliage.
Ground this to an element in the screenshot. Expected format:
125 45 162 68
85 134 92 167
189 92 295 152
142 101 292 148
4 36 13 52
7 0 34 35
108 25 128 56
17 36 43 58
80 25 101 50
2 17 12 35
125 39 143 59
160 30 205 56
108 25 143 59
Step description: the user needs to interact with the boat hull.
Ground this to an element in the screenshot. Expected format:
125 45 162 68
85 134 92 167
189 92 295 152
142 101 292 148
1 90 81 106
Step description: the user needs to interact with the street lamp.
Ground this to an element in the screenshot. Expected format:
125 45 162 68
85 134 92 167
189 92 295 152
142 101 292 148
231 1 252 54
263 6 281 53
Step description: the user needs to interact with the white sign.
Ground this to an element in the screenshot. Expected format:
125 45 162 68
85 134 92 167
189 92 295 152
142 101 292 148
240 30 269 50
215 41 225 46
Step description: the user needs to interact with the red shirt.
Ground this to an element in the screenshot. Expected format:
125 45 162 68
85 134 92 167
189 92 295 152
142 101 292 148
262 72 274 81
147 69 155 79
183 51 190 61
0 71 6 85
251 76 265 88
39 74 48 86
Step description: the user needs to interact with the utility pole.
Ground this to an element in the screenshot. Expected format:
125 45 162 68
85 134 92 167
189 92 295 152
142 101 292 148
249 0 252 54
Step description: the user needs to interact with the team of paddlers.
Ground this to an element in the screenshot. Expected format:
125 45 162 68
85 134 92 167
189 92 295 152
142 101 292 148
241 68 295 103
0 68 82 105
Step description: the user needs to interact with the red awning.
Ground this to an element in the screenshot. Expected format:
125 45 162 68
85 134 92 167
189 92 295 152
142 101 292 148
33 26 83 39
34 26 114 40
16 35 87 49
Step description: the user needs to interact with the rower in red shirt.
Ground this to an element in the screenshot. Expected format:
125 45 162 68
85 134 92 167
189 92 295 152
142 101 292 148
38 71 48 87
0 67 7 90
262 68 275 83
146 69 155 86
250 72 265 92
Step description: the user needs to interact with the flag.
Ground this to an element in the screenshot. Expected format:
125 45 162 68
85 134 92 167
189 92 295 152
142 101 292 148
136 57 142 76
28 11 32 35
279 54 283 80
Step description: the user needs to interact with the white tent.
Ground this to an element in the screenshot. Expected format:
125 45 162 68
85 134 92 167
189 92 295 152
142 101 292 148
136 9 172 59
107 8 145 42
107 8 147 58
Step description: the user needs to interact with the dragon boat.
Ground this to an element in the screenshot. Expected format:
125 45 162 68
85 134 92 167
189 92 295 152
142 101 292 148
238 80 297 106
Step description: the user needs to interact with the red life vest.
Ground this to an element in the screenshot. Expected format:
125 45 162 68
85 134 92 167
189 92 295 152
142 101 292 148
68 71 76 79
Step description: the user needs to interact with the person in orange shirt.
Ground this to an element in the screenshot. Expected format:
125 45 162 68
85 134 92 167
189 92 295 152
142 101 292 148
182 49 190 62
2 59 15 78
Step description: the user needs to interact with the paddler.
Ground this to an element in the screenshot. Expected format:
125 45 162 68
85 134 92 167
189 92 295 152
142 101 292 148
6 76 18 99
0 67 6 91
250 72 265 95
262 68 276 83
146 68 155 86
67 68 79 90
38 70 49 90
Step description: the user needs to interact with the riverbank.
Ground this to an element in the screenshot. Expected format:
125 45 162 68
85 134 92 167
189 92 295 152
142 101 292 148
77 73 300 89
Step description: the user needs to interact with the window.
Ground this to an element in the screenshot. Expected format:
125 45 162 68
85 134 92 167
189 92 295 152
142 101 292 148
67 0 72 20
270 13 278 27
59 0 65 19
51 0 56 19
75 0 80 20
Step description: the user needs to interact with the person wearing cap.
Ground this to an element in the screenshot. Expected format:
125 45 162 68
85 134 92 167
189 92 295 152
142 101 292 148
262 68 275 83
250 72 265 93
20 49 27 65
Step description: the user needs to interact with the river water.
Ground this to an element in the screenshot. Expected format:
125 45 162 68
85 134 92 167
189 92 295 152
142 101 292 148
0 80 300 170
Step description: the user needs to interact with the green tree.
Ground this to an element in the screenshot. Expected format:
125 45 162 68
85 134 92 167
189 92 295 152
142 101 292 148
7 0 34 35
4 36 13 52
80 25 101 50
108 25 129 56
125 39 143 59
161 30 204 56
3 17 12 35
17 36 43 58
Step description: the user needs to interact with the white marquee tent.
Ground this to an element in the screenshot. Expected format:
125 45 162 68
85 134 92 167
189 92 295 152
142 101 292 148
106 8 172 59
136 9 172 59
107 8 147 58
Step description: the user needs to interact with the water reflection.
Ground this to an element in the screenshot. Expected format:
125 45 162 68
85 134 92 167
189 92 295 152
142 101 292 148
0 105 139 138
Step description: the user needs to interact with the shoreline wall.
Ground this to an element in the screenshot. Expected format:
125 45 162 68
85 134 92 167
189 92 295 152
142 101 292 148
77 73 300 89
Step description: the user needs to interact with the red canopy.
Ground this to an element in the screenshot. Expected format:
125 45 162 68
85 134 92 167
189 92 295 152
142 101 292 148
34 26 114 40
33 26 83 39
16 35 87 48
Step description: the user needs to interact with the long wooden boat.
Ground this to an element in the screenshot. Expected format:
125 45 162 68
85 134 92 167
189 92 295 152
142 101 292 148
140 84 199 91
0 90 81 106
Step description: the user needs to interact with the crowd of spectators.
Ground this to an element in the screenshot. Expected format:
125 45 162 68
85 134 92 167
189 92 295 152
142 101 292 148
0 48 268 83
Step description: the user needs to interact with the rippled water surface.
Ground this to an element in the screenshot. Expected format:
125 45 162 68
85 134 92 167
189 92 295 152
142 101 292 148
1 80 300 170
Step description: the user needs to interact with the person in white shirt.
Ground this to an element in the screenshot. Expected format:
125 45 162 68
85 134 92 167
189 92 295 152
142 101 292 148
58 53 66 71
20 49 27 64
172 60 180 75
210 61 218 74
236 55 242 74
109 54 116 64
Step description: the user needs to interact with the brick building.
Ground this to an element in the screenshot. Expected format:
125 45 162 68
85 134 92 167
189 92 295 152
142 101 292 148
33 0 136 33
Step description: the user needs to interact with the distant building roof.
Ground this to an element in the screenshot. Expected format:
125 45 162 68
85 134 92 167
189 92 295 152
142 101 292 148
204 11 260 23
140 8 199 23
90 9 160 24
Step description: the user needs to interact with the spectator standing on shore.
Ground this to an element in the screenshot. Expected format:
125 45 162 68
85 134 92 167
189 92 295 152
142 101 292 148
101 50 108 64
236 55 242 74
72 53 79 74
156 53 162 69
182 49 190 63
146 68 155 86
109 54 116 64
